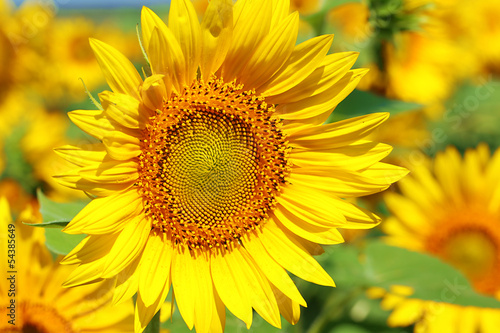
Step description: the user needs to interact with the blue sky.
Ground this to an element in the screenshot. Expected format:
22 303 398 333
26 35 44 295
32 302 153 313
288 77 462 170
13 0 170 8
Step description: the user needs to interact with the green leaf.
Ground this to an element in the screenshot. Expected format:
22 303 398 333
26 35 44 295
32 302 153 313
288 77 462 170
364 241 500 308
1 125 38 194
327 89 421 123
27 221 70 228
37 189 89 255
318 241 500 309
37 188 89 224
44 228 86 255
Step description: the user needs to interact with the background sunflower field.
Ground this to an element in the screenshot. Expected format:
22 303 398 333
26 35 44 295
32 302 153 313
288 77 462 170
2 0 500 332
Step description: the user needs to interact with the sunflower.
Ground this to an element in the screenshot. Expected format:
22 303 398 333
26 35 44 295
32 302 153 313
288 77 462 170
44 16 142 104
0 89 86 202
0 197 134 332
437 0 500 74
55 0 407 332
380 144 500 331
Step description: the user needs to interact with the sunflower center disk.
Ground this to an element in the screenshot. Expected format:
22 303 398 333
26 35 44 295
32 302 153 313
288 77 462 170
138 78 290 251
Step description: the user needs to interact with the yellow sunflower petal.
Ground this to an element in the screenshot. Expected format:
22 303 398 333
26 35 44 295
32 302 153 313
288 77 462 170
279 183 347 226
361 162 409 185
385 192 433 233
239 248 281 328
78 160 138 183
102 130 142 161
387 298 425 327
243 233 306 306
63 259 106 287
53 172 132 197
138 232 173 307
61 234 118 265
143 8 186 91
480 308 500 333
434 146 463 204
329 198 380 229
266 52 359 103
211 246 281 328
100 91 148 129
63 189 143 234
257 34 333 96
238 12 299 89
289 169 390 197
169 0 202 83
210 247 253 327
290 141 392 170
209 286 226 333
260 222 335 287
53 144 107 167
220 0 271 81
72 300 132 330
101 215 150 278
272 208 345 244
68 110 117 141
289 112 389 149
89 38 142 99
140 74 169 110
281 69 368 127
457 307 479 333
172 249 213 332
270 0 290 30
200 0 233 80
113 258 140 306
135 281 171 333
271 285 301 325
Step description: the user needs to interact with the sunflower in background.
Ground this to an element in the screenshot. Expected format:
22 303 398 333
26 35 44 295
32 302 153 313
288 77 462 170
0 197 135 332
0 0 143 202
0 89 88 203
327 0 478 112
290 0 323 16
438 0 500 75
43 16 142 106
54 0 407 332
375 144 500 331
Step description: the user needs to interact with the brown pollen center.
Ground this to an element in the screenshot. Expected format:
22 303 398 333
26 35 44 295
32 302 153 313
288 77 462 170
137 78 290 251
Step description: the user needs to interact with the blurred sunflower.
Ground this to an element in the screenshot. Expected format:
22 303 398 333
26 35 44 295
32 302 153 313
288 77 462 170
379 144 500 331
438 0 500 75
0 197 134 332
327 0 479 118
290 0 322 16
55 0 407 332
44 16 142 105
326 2 371 50
0 90 85 201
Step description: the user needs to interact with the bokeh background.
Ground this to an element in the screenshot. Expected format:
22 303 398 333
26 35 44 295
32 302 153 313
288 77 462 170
2 0 500 332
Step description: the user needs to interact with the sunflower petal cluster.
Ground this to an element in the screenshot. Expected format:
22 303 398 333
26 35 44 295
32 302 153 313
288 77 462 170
55 0 407 332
